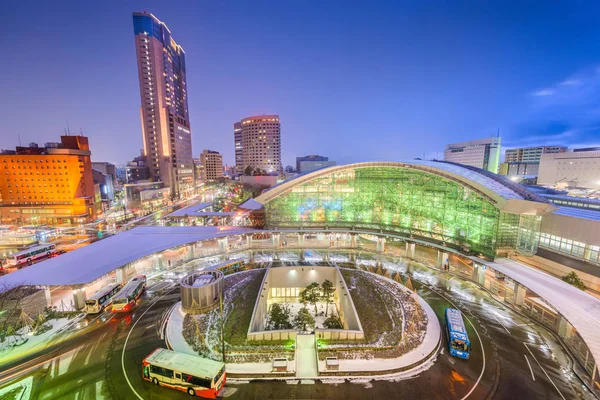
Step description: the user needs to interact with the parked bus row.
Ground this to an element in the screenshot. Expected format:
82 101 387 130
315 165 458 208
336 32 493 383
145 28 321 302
84 275 146 315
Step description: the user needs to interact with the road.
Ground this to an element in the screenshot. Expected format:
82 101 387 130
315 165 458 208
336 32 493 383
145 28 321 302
0 250 594 399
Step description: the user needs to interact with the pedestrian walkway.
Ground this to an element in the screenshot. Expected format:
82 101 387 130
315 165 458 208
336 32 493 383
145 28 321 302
296 334 318 377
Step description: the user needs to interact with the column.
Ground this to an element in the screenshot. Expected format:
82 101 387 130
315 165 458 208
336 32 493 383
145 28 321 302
349 252 356 262
246 234 253 248
187 244 195 261
44 286 51 307
376 237 386 253
350 234 357 248
323 252 330 262
218 238 228 253
514 284 526 307
116 268 125 284
557 315 574 339
297 233 305 246
272 233 280 248
153 255 164 269
299 250 305 262
249 250 255 263
476 264 486 285
436 251 449 269
405 242 415 259
72 288 87 310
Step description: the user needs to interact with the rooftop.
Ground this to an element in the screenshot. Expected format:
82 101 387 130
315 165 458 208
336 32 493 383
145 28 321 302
165 202 212 218
552 206 600 222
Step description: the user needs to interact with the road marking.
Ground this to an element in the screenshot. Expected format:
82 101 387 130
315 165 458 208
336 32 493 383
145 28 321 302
493 316 511 335
524 343 565 400
524 354 535 381
121 287 177 400
422 286 485 400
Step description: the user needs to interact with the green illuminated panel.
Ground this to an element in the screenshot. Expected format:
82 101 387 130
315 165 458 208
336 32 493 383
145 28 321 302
264 167 500 258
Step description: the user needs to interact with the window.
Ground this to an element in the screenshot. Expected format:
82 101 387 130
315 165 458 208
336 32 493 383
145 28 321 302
181 373 211 388
150 365 174 378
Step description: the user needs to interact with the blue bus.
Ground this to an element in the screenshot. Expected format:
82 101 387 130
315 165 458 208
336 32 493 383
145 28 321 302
445 308 471 359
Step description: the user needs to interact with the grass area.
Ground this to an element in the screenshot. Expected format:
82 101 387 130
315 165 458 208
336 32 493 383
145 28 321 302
340 269 393 343
223 270 265 345
0 386 24 400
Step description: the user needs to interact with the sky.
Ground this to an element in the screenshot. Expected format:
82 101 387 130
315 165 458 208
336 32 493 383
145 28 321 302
1 1 600 167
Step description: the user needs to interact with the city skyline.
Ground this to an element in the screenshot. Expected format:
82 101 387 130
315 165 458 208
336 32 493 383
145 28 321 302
2 1 600 168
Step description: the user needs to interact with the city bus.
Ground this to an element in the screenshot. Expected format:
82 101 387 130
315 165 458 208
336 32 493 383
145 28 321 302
84 283 121 314
445 308 471 359
112 275 146 312
142 348 226 398
4 244 57 267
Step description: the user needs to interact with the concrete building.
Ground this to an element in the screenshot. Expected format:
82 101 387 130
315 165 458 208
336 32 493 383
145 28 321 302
91 162 117 188
296 155 336 174
234 122 243 174
132 12 194 199
538 149 600 189
124 154 150 184
0 136 99 225
236 115 281 173
124 181 170 210
200 150 223 181
505 146 566 163
92 169 115 203
443 136 501 173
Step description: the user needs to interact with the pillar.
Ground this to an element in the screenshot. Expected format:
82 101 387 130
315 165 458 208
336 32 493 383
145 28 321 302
405 242 415 259
297 233 305 246
246 235 253 248
299 250 306 262
475 264 486 285
72 288 87 310
44 286 51 307
272 233 280 247
514 284 526 306
592 363 597 388
350 234 357 248
187 244 195 261
436 251 449 269
557 315 574 339
218 237 228 253
324 252 330 262
249 250 255 262
376 237 386 253
349 252 356 262
153 255 164 269
116 268 125 284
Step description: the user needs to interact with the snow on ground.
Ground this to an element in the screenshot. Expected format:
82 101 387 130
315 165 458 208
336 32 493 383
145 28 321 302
0 317 74 358
266 301 339 330
165 302 197 356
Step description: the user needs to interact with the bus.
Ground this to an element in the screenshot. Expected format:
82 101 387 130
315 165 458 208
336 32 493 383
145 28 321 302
112 275 146 313
445 308 471 360
85 283 121 314
4 244 57 268
142 348 226 398
213 259 245 275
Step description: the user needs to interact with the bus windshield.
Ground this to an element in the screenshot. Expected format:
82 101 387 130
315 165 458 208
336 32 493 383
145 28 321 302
85 300 97 306
113 298 129 305
450 340 468 352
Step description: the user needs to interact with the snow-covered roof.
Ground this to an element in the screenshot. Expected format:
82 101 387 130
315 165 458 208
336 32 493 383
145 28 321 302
166 202 212 218
237 198 264 211
0 226 253 287
482 257 600 368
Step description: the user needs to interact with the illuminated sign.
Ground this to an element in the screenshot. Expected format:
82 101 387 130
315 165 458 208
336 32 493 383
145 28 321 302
177 126 190 134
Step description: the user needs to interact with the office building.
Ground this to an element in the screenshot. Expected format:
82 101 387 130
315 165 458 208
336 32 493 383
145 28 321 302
132 12 194 199
0 136 99 225
235 115 281 173
538 149 600 189
193 158 205 184
124 155 150 184
443 136 501 173
234 122 243 174
505 146 566 164
296 155 336 174
92 169 115 202
200 150 223 181
124 181 170 210
91 162 117 189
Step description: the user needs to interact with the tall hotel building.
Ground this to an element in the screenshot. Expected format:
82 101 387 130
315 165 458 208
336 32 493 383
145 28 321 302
443 136 501 173
234 115 282 173
132 12 194 198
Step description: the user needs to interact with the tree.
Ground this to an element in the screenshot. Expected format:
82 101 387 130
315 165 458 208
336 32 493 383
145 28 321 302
321 280 335 316
244 166 254 176
300 282 321 313
562 271 586 291
268 303 292 330
323 314 343 329
294 307 315 332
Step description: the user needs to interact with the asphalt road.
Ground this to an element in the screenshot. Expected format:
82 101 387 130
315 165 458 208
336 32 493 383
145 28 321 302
0 251 594 400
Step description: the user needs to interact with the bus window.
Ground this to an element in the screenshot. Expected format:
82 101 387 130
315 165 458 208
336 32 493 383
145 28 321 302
182 373 211 388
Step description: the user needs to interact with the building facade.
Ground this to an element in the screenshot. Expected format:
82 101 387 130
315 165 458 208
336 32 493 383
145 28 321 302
296 155 336 174
538 149 600 189
443 136 501 173
192 158 205 185
132 12 194 199
124 181 170 210
233 122 243 174
0 136 99 225
200 150 223 181
236 115 281 173
505 146 566 164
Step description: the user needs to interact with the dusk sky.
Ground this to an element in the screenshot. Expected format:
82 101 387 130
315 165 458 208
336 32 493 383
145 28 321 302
2 1 600 167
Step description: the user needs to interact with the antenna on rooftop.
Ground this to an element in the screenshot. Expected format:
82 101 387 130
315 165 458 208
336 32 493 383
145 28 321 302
66 120 71 136
18 134 22 147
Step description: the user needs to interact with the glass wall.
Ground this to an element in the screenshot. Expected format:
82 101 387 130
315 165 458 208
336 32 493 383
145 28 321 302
539 233 600 266
265 167 501 258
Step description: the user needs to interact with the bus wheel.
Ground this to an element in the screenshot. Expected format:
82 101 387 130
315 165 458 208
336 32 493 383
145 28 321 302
47 252 51 257
27 258 32 265
187 388 195 396
153 378 159 385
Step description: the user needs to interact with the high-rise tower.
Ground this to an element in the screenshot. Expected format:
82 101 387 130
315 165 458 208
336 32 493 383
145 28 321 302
132 12 194 198
235 115 281 173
